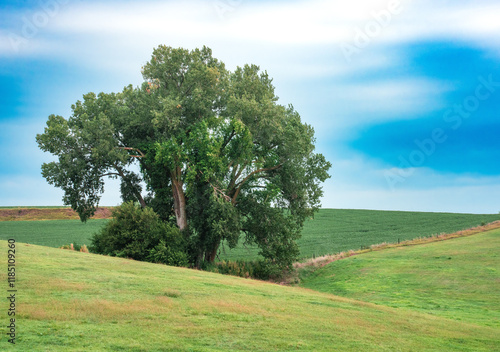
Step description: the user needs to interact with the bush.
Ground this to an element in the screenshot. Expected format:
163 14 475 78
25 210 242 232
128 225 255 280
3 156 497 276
90 202 188 267
203 259 285 281
60 243 89 252
147 240 189 267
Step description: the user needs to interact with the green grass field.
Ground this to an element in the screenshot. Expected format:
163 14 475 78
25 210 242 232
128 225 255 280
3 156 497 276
299 228 500 329
1 235 498 351
0 220 107 248
1 209 499 260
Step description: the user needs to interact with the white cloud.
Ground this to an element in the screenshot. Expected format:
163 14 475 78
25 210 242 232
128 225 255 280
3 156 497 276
3 0 500 70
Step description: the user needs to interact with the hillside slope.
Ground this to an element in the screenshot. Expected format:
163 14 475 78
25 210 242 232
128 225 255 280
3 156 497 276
1 240 498 351
300 228 500 329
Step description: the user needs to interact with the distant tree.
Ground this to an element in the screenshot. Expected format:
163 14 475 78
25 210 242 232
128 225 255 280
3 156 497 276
37 45 331 269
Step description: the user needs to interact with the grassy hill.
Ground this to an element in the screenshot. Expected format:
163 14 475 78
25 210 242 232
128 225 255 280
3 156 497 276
1 209 499 261
299 228 500 329
1 238 498 351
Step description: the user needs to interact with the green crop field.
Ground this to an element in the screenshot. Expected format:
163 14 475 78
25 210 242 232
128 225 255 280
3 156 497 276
1 237 498 351
220 209 500 261
0 220 107 248
299 228 500 328
1 209 499 260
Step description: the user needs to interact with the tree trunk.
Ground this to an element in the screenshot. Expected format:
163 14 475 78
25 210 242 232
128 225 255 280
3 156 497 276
171 175 188 231
135 190 147 208
204 238 221 263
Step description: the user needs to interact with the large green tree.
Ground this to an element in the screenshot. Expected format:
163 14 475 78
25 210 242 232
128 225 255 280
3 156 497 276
37 45 331 268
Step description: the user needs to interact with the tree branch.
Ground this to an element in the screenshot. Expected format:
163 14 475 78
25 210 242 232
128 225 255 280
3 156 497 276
227 164 239 191
118 147 145 158
220 129 236 155
99 172 121 178
235 164 282 189
231 164 282 205
210 183 231 202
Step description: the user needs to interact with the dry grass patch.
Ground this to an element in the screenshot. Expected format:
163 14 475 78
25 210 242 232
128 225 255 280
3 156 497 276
49 278 89 292
207 300 261 315
21 298 177 322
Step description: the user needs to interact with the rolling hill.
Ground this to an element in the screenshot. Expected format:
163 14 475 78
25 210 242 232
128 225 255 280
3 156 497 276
1 232 498 351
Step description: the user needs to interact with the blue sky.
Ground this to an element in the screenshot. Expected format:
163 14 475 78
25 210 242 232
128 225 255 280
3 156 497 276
1 0 499 213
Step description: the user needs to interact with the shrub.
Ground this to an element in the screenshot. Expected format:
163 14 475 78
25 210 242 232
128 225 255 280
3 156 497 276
59 243 89 253
89 202 188 267
147 240 189 267
203 259 285 281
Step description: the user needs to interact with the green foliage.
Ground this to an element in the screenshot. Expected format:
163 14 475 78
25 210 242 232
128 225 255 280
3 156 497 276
36 94 142 222
147 240 189 267
119 170 143 204
187 181 241 266
89 202 187 266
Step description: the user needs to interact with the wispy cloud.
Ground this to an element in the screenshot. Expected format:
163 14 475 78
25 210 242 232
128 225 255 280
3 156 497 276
3 0 500 66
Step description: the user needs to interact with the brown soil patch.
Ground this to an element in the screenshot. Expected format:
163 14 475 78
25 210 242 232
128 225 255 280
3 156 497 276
0 207 113 221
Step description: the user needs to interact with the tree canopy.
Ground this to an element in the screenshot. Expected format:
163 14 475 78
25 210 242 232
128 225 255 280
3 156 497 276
36 45 331 269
